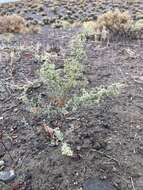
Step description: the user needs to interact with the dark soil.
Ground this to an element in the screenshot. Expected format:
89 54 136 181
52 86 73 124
0 0 143 190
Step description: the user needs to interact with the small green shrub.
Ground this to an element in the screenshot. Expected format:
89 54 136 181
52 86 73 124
21 33 122 117
40 33 87 108
39 33 122 113
65 84 122 111
21 33 122 157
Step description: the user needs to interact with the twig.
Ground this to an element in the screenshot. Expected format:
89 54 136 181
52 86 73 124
135 104 143 110
2 105 18 114
133 79 143 85
15 151 30 169
130 177 136 190
1 141 14 163
90 148 120 166
113 173 129 184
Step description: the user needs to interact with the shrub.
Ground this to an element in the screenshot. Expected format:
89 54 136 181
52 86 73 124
39 33 87 109
83 9 133 40
0 14 28 33
21 33 122 117
21 33 122 157
39 33 122 113
65 84 121 111
96 9 133 34
0 14 41 34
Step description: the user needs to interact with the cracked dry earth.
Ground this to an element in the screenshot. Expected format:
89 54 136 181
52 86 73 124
0 0 143 190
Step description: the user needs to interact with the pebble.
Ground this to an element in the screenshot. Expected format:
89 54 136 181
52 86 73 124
0 160 4 167
106 144 113 151
83 178 115 190
0 170 16 182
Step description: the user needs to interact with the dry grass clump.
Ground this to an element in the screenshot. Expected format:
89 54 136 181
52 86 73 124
0 14 41 34
83 9 134 40
96 9 133 34
0 14 28 33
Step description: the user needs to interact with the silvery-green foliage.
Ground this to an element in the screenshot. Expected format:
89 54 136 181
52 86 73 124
40 63 64 97
65 83 122 111
40 33 87 100
69 33 87 62
39 33 122 114
61 142 73 157
54 128 64 142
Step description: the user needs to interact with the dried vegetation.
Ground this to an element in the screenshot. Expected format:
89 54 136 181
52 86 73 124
83 9 143 40
0 14 40 34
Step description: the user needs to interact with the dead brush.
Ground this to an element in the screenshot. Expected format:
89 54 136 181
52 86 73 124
0 14 28 33
96 9 133 35
0 14 41 34
83 9 133 40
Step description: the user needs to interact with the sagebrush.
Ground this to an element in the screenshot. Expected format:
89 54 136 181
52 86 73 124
0 14 41 34
21 33 122 156
83 9 142 40
39 33 87 108
0 14 27 33
21 33 122 118
39 33 122 113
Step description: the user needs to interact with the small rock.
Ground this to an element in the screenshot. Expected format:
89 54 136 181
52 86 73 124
100 175 107 180
83 178 115 190
0 160 4 167
0 170 16 182
106 144 113 151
